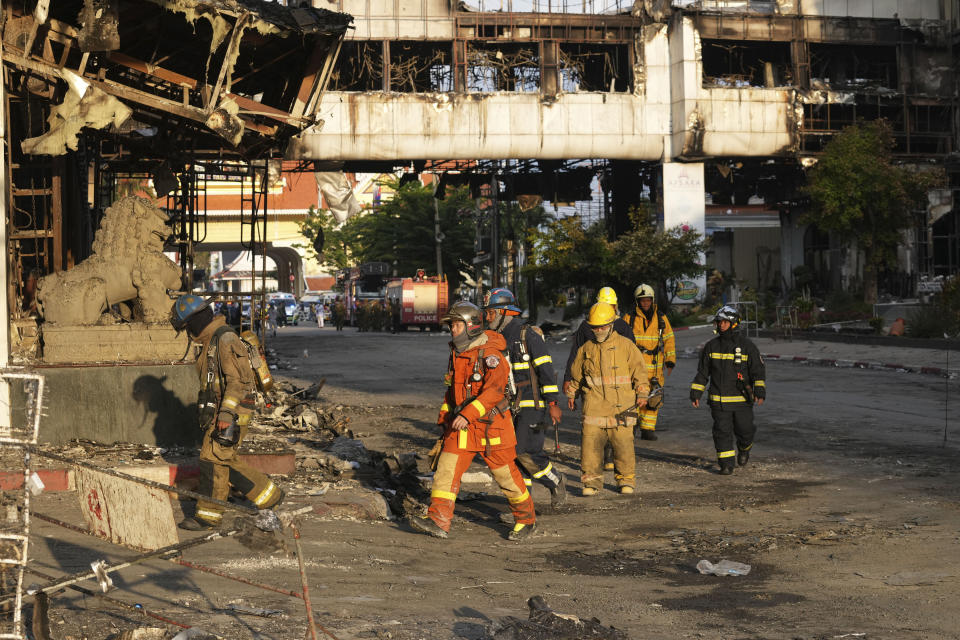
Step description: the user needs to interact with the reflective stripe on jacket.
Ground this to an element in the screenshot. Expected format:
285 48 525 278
436 330 516 452
689 331 766 410
624 305 676 382
565 332 649 419
501 319 560 410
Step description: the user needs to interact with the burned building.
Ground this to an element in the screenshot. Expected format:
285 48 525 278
1 0 351 442
292 0 959 298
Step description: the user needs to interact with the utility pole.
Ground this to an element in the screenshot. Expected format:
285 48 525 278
491 172 500 288
0 37 10 431
433 195 443 278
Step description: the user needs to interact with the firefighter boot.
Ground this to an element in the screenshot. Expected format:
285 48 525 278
737 445 751 467
718 461 735 475
409 516 448 539
640 430 658 441
508 522 537 541
178 516 216 531
603 444 614 471
550 473 567 507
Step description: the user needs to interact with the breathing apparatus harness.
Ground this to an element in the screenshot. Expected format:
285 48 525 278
624 308 667 410
732 339 756 404
445 347 512 455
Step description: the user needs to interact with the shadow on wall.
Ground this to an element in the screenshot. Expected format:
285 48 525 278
132 375 199 447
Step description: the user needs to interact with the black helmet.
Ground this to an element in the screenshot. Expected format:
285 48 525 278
442 301 485 339
714 305 740 329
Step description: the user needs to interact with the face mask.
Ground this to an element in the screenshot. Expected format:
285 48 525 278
488 313 513 332
591 325 613 343
452 331 472 352
187 307 213 337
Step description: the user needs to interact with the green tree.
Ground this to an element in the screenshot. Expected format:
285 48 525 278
296 204 361 271
612 206 709 309
349 178 476 291
498 202 553 309
524 216 615 310
805 120 942 304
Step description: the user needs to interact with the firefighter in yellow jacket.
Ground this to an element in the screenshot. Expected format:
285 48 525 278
566 302 649 495
623 284 676 440
171 295 284 530
409 301 537 541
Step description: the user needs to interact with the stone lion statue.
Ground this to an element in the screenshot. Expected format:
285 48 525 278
37 196 182 325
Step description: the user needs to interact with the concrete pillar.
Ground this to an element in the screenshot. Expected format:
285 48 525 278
662 162 706 303
609 160 642 238
540 41 560 96
778 209 799 291
0 38 11 431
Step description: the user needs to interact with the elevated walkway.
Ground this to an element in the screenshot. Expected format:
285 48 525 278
291 87 794 161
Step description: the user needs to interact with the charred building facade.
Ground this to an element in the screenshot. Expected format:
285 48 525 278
295 0 959 298
1 0 351 346
0 0 351 442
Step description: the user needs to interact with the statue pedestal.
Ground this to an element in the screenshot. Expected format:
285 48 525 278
30 361 200 445
42 324 192 364
27 325 199 445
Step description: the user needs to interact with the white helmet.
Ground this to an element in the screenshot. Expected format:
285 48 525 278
634 284 655 300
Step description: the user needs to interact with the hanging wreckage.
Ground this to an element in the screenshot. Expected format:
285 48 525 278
2 0 352 157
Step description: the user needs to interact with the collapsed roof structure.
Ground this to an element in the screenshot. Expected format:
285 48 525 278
1 0 352 349
3 0 352 157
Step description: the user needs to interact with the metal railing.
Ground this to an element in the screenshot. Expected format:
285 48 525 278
0 371 336 639
0 372 44 640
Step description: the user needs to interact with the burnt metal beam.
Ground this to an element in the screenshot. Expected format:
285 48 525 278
208 11 251 111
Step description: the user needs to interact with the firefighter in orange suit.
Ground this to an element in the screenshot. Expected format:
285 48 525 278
409 301 537 541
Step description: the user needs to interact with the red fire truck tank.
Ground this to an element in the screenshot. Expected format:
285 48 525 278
385 275 449 331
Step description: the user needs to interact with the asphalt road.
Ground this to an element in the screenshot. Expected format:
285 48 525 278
24 324 960 640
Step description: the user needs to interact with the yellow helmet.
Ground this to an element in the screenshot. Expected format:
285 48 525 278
634 284 655 300
596 287 618 306
587 302 617 327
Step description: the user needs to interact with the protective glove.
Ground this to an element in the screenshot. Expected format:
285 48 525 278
213 411 239 446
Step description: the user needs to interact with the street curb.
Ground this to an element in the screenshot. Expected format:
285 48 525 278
760 353 960 378
673 323 713 332
0 452 296 493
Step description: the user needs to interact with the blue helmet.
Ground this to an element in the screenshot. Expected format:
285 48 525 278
171 294 211 328
482 287 521 314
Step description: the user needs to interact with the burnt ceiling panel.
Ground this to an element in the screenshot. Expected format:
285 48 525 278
2 0 353 160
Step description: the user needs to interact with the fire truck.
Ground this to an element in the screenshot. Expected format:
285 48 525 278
385 273 449 331
337 262 390 326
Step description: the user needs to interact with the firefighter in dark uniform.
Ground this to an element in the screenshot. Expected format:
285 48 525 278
689 305 766 475
171 295 285 530
482 288 566 506
409 301 537 541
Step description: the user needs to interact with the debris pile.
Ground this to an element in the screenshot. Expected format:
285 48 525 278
491 596 628 640
248 380 431 518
